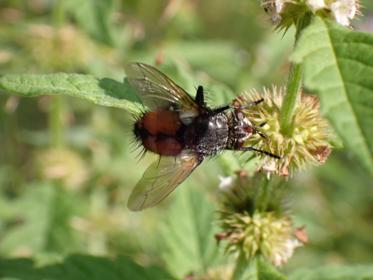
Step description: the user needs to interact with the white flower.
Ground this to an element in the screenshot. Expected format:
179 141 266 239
275 0 285 13
307 0 326 11
218 176 234 190
273 239 303 266
260 0 360 28
330 0 357 26
261 0 288 23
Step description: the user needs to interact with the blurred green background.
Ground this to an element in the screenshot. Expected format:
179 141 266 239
0 0 373 277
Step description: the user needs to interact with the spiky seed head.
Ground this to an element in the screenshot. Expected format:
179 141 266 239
234 87 333 177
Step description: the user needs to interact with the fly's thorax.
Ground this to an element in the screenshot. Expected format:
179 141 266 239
184 112 229 156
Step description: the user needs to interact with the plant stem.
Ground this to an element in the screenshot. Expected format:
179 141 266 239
257 177 271 212
49 96 64 147
280 14 312 136
52 0 65 29
232 251 248 280
279 63 303 136
48 0 66 148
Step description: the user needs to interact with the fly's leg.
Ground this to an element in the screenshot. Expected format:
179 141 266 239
212 98 265 115
237 98 264 110
239 146 281 159
255 130 268 140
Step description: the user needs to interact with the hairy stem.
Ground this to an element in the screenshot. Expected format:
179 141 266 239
256 177 271 212
280 63 303 136
232 251 249 280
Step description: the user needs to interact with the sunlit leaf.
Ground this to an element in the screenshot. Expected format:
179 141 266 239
291 17 373 173
0 73 140 113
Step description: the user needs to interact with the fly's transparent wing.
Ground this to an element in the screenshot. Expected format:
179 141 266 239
125 62 199 113
127 152 201 211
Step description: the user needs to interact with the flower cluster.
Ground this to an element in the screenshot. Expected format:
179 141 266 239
234 87 332 177
23 24 117 71
35 147 88 190
261 0 360 27
217 172 306 266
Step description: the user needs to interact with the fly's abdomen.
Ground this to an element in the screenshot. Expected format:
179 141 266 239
134 110 184 156
138 110 181 135
141 135 183 156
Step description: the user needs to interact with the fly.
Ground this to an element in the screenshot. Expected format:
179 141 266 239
125 63 279 211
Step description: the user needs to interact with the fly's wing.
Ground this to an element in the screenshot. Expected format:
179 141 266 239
127 152 201 211
125 62 199 113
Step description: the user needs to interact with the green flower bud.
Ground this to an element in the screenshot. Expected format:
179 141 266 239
217 173 306 266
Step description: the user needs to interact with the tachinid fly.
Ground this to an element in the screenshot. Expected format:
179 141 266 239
126 63 279 211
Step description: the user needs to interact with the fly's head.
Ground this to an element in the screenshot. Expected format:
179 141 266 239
229 105 256 149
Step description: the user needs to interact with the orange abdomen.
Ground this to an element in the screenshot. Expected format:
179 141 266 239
140 110 181 135
142 136 182 156
134 110 184 156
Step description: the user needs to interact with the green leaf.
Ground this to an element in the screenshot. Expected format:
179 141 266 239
160 185 219 278
0 73 140 113
289 264 373 280
291 17 373 173
0 255 174 280
0 183 83 254
64 0 116 45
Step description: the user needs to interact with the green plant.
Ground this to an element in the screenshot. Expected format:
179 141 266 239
0 0 372 279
